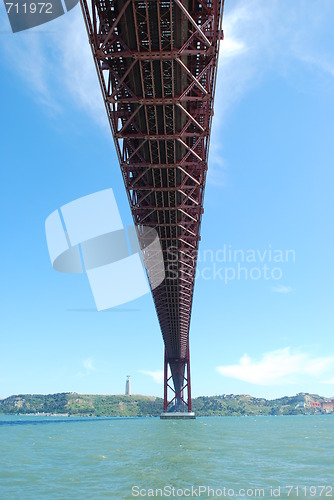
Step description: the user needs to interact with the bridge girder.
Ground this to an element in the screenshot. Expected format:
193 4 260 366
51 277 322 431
80 0 224 412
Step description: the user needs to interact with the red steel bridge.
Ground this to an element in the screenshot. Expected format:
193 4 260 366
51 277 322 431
80 0 224 415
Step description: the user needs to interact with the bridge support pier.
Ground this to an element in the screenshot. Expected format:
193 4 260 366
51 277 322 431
160 344 195 419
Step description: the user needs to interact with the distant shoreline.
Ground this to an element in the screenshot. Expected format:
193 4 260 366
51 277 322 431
1 392 333 417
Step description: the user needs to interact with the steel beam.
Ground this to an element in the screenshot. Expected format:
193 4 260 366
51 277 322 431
80 0 225 413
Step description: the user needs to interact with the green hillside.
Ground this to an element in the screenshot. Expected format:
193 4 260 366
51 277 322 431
0 392 333 417
0 393 163 417
192 393 330 416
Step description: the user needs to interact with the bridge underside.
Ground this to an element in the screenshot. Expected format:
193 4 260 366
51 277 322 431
81 0 224 412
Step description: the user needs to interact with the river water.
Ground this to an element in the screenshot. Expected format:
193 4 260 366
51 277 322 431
0 414 333 499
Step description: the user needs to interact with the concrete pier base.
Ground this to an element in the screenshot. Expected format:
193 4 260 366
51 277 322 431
160 412 196 419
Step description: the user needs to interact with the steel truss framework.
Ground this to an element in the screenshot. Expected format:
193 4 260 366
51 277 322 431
81 0 224 412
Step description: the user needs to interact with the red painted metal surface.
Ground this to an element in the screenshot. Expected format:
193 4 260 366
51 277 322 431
80 0 224 412
163 343 192 412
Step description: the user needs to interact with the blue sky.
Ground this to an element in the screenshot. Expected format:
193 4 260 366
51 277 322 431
1 0 334 400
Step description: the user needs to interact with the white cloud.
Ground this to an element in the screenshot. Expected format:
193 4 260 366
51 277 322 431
52 10 107 126
271 285 293 294
321 377 334 385
214 0 277 124
216 0 334 118
221 37 247 60
207 143 228 187
2 0 333 120
76 357 95 378
0 8 106 124
2 1 334 189
294 52 334 79
209 0 334 186
217 347 334 386
82 357 95 373
209 1 278 185
140 370 164 384
0 24 59 112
